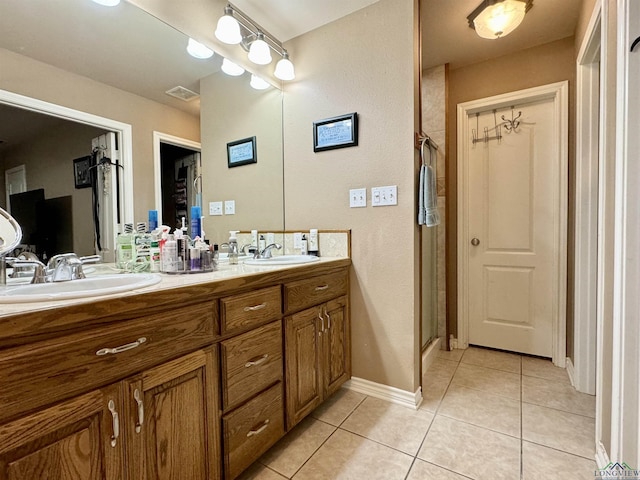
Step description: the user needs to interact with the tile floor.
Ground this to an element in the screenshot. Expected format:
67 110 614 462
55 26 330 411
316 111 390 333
238 347 597 480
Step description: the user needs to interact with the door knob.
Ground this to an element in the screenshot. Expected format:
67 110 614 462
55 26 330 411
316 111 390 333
471 238 480 246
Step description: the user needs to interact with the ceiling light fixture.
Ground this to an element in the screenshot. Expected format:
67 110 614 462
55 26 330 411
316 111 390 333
250 74 270 90
215 4 296 80
187 38 214 59
91 0 120 6
221 58 245 76
467 0 532 39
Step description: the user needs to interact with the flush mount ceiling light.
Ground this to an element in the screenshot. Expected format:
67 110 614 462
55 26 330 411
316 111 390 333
221 58 245 76
187 38 214 59
91 0 120 6
467 0 532 39
250 74 270 90
215 4 296 80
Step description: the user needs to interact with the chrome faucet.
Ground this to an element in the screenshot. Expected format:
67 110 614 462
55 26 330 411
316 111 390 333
256 243 282 259
7 258 47 284
47 253 101 281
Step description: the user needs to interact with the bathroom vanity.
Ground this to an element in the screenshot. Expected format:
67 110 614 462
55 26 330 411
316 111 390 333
0 258 351 480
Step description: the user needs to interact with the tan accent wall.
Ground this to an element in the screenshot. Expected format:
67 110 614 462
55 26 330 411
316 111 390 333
446 36 576 354
0 47 200 224
283 0 419 392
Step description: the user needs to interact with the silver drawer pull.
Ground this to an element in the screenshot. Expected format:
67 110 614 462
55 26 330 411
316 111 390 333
245 354 269 368
244 303 267 312
108 399 120 447
133 388 144 434
96 337 147 356
325 311 331 330
315 284 329 291
247 419 270 437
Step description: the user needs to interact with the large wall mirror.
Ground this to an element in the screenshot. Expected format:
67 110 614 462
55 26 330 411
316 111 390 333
0 0 284 259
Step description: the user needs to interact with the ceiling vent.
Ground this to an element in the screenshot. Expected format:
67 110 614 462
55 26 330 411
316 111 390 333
165 86 200 102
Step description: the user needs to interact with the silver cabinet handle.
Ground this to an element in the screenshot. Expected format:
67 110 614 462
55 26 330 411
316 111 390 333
315 284 329 291
317 310 325 335
246 419 270 437
244 303 267 312
108 399 120 447
471 238 480 246
245 354 269 368
325 310 331 330
133 388 144 434
96 337 147 356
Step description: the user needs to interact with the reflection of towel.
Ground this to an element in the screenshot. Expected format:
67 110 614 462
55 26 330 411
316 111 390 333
418 164 440 227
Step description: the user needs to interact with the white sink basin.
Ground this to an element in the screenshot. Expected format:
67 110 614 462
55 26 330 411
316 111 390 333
243 255 320 266
0 273 161 303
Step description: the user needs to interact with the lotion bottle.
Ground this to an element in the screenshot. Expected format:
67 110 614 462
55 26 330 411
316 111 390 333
228 231 239 265
301 235 308 255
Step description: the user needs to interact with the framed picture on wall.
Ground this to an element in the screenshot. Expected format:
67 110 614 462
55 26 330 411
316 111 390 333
313 112 358 152
73 156 93 189
227 136 257 168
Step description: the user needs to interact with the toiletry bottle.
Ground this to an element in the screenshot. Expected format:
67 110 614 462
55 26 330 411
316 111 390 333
116 224 134 270
301 234 308 255
162 234 177 272
251 230 258 250
228 231 239 265
190 206 202 239
190 247 200 271
149 236 161 272
308 229 319 256
259 234 266 253
213 243 219 269
148 210 158 232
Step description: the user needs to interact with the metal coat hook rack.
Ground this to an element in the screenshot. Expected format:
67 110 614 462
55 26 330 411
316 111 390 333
472 111 502 145
501 107 522 133
631 36 640 52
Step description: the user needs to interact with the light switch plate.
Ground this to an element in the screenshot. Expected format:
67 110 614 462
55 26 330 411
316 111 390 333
371 185 398 206
224 200 235 215
209 201 223 216
349 188 367 208
293 232 302 249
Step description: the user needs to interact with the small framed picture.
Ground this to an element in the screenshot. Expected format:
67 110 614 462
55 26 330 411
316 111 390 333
73 156 93 189
227 136 257 168
313 112 358 152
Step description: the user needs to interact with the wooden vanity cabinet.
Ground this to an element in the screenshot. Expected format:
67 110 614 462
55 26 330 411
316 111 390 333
284 271 351 429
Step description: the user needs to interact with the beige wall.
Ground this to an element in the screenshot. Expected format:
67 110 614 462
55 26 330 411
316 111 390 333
446 36 577 353
1 122 107 255
0 47 200 224
283 0 419 392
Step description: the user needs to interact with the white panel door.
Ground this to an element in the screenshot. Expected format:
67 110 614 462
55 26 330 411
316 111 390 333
466 98 559 357
4 165 26 212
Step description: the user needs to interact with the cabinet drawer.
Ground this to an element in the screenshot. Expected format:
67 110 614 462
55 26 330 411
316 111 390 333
221 286 282 334
221 321 283 411
223 383 284 480
0 301 217 423
284 270 348 313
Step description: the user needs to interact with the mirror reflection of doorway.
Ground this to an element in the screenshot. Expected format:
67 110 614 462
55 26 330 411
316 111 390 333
160 142 201 231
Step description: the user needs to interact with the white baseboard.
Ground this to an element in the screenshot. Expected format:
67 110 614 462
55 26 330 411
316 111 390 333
595 441 610 469
344 377 423 410
566 357 576 387
421 337 442 375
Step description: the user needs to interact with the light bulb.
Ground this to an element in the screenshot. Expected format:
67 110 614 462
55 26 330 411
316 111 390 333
215 9 242 45
221 58 245 76
274 53 295 80
473 0 526 39
187 38 214 59
91 0 120 6
250 74 270 90
248 33 272 65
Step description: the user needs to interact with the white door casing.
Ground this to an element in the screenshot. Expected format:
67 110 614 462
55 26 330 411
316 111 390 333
4 165 26 212
457 82 568 364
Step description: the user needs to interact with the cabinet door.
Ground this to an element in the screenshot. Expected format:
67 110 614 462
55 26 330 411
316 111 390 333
323 295 351 398
0 384 124 480
126 347 221 480
284 306 323 429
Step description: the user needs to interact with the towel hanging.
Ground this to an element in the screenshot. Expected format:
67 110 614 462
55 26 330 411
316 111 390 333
418 136 440 227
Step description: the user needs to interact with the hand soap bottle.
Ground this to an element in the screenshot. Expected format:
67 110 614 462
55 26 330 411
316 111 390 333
228 231 239 265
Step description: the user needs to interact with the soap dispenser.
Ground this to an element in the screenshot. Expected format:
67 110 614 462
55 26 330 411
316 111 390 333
228 230 239 265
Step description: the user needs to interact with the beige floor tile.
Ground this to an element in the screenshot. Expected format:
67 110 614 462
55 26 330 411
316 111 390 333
311 388 366 426
451 363 521 400
437 348 464 363
461 346 521 373
237 463 289 480
260 417 336 478
522 375 595 417
522 442 597 480
420 371 451 412
418 416 520 480
341 397 434 455
407 459 472 479
293 429 413 480
426 358 459 380
522 356 570 384
522 403 595 459
438 383 520 437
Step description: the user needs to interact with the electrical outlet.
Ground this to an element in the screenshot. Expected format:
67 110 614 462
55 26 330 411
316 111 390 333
209 201 223 216
224 200 235 215
349 188 367 208
371 185 398 206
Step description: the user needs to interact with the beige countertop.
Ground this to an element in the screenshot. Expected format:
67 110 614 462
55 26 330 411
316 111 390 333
0 256 349 318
